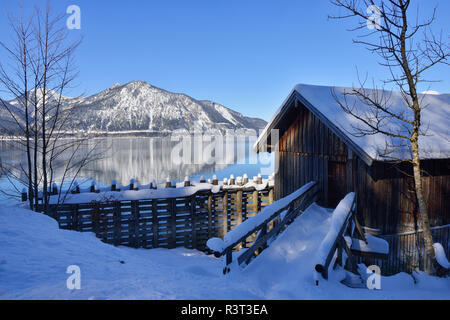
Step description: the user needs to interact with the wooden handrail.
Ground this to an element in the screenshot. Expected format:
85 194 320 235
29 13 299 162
314 193 357 282
314 193 391 286
207 181 319 274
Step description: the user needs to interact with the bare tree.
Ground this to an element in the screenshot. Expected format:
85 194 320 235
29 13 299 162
0 5 34 209
0 3 102 212
329 0 450 274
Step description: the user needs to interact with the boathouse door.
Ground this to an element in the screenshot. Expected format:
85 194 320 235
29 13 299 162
327 160 347 208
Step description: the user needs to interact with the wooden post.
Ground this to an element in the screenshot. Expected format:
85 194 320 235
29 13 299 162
207 194 213 239
199 176 206 183
111 180 117 191
243 173 249 184
252 189 259 215
341 237 358 274
333 244 343 269
229 175 235 186
21 188 27 202
259 222 268 251
353 214 368 243
222 191 228 237
184 176 190 187
170 198 177 248
165 177 172 189
130 179 135 190
257 173 263 185
73 183 80 194
113 201 121 246
268 187 274 205
212 175 218 186
129 201 135 246
190 196 197 249
90 181 96 193
73 204 80 231
268 187 276 229
52 183 58 195
236 189 243 249
224 249 232 274
151 199 158 248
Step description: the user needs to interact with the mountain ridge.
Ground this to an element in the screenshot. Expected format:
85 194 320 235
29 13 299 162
1 81 267 136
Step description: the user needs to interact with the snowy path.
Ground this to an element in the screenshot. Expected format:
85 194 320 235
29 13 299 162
0 204 449 300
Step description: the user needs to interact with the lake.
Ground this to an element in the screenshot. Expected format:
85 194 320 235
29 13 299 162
0 135 274 203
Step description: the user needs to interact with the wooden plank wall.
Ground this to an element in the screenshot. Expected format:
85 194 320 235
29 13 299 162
275 100 450 234
275 104 348 206
47 187 274 251
352 157 450 234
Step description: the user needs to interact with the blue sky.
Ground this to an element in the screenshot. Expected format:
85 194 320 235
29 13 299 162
1 0 449 121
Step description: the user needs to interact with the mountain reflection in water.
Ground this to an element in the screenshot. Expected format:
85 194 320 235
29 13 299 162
0 136 274 191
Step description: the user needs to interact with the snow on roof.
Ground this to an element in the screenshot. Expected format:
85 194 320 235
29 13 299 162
255 84 450 162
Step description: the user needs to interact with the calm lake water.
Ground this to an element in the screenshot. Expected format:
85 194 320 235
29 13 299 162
0 136 274 203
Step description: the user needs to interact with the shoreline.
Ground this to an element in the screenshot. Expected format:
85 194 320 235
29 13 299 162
0 130 262 141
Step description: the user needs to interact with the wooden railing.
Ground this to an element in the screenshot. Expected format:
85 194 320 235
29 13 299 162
314 192 389 286
314 193 358 283
207 181 319 274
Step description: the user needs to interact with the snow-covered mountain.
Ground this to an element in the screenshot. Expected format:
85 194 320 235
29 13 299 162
1 81 266 135
0 100 25 133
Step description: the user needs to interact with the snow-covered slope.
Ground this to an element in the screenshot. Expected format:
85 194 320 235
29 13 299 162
1 204 449 300
0 100 25 134
33 81 266 134
1 90 70 135
2 81 266 135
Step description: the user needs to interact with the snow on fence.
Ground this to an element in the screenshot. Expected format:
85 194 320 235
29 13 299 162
22 174 269 204
38 174 275 251
207 181 319 274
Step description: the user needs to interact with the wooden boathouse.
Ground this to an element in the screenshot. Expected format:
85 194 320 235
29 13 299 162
254 84 450 274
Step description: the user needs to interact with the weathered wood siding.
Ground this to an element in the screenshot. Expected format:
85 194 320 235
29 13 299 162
275 104 349 207
275 101 450 234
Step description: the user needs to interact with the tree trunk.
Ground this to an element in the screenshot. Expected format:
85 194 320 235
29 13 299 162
410 128 436 274
33 92 39 212
22 44 34 211
398 2 437 274
41 12 50 214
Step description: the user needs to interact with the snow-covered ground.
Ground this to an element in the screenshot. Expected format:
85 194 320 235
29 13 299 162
0 203 449 300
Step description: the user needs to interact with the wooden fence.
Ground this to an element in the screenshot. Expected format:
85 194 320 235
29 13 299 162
356 225 450 276
45 184 274 251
